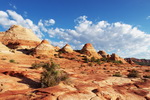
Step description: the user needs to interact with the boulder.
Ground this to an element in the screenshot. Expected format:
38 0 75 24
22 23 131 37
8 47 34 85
98 50 109 58
110 53 127 63
0 25 41 49
33 40 56 57
60 44 74 53
81 43 102 59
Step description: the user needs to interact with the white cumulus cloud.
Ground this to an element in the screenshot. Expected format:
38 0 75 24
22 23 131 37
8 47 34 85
146 16 150 20
0 10 55 38
47 16 150 58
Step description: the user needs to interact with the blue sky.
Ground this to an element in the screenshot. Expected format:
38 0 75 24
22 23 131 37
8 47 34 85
0 0 150 58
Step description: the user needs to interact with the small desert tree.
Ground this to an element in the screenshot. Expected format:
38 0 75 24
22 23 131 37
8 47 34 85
41 62 68 88
127 69 139 78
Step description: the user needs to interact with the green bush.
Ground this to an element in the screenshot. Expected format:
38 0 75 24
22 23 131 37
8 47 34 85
9 59 15 63
91 57 96 62
40 61 68 88
127 69 139 78
101 58 108 62
113 60 123 64
83 57 89 63
31 62 44 69
95 59 101 65
113 72 122 77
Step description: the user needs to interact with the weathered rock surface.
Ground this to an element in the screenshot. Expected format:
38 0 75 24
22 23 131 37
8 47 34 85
110 53 127 63
0 25 41 49
60 44 74 53
0 42 11 53
81 43 102 59
33 40 56 57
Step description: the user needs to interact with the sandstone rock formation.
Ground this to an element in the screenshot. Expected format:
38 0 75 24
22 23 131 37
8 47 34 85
60 44 74 53
33 40 56 57
98 50 109 58
0 25 41 49
81 43 102 59
110 53 127 63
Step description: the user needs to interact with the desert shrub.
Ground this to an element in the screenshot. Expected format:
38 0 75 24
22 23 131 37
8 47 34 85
95 59 101 65
101 58 108 62
91 57 96 62
31 62 44 69
9 59 15 63
113 60 123 64
127 69 139 78
41 61 68 88
113 72 122 77
143 75 150 78
83 57 89 63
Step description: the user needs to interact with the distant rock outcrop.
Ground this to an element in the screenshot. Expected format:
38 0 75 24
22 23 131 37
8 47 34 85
0 25 41 49
125 58 135 64
81 43 102 59
60 44 74 53
33 40 56 57
110 53 127 63
125 58 150 66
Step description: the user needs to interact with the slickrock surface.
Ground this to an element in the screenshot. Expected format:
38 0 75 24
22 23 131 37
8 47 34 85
0 42 11 53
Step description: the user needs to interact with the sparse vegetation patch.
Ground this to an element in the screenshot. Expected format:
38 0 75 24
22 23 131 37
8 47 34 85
113 72 122 77
127 69 139 78
9 59 15 63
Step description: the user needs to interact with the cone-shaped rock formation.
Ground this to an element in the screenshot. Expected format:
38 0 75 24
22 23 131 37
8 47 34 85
33 40 56 57
60 44 74 53
81 43 102 59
